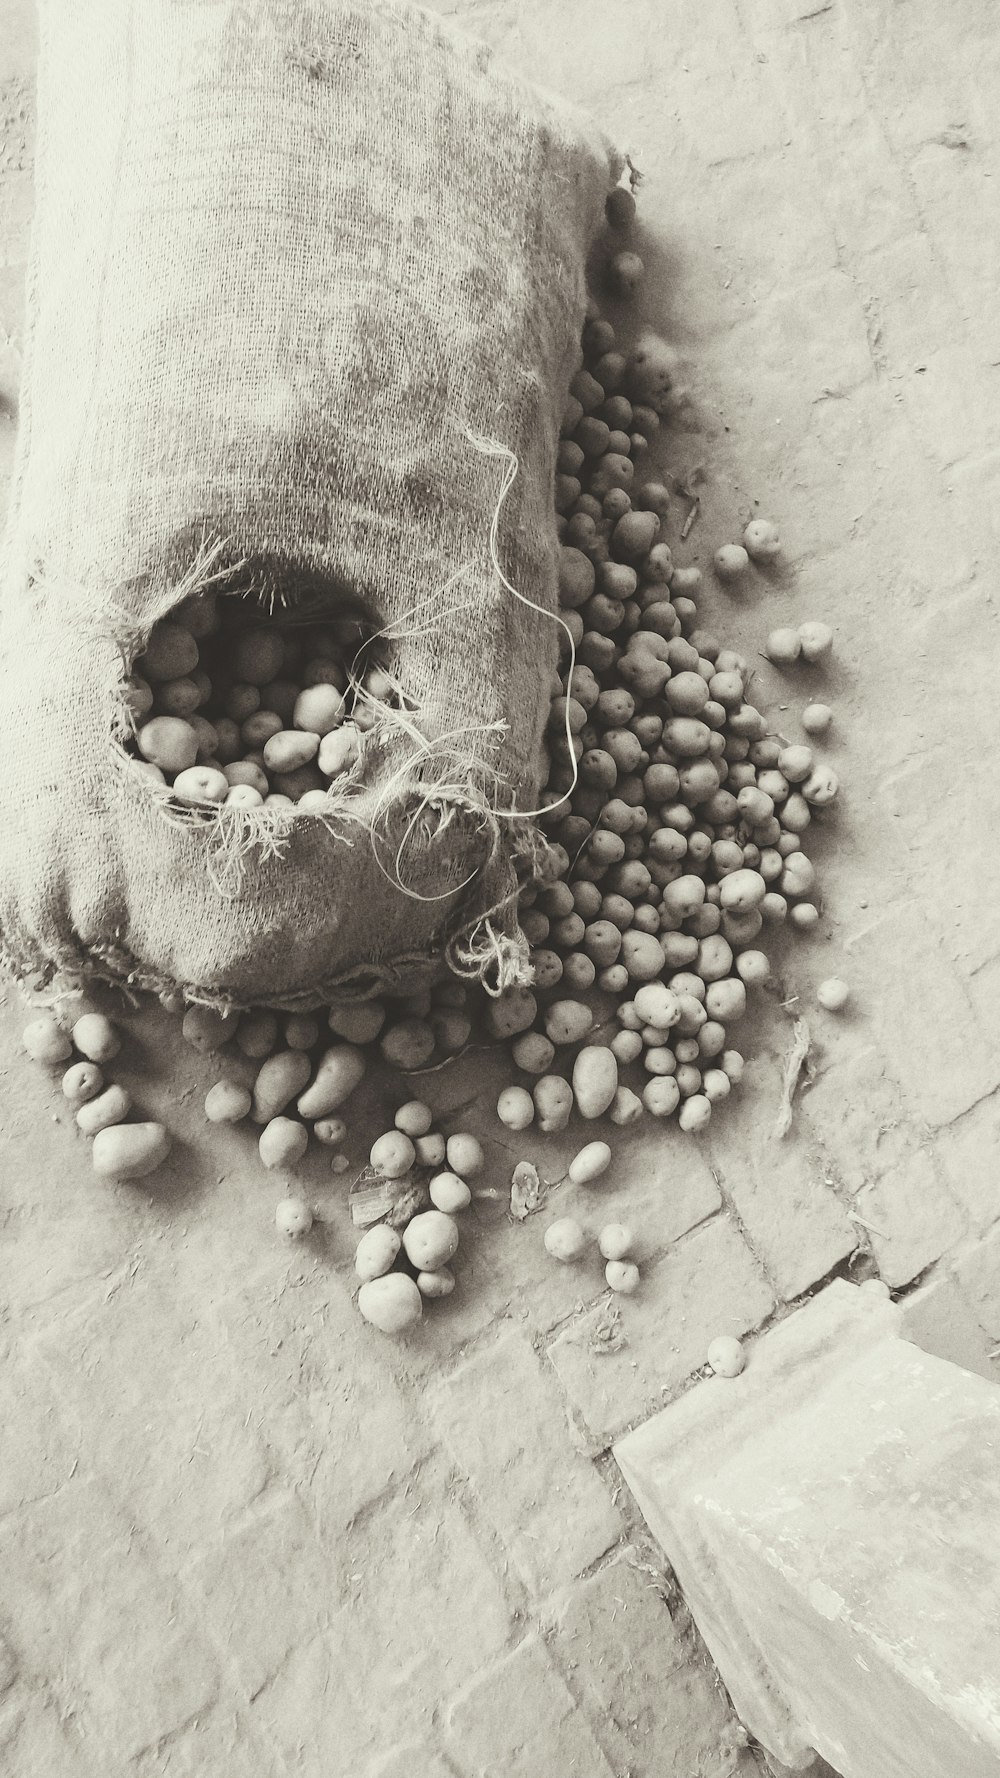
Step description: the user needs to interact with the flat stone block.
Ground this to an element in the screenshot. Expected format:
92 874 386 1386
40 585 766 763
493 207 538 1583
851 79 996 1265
615 1281 1000 1777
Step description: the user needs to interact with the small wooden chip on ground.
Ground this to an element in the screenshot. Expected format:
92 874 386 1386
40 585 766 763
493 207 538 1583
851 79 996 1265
510 1160 544 1221
349 1167 428 1229
774 1016 812 1139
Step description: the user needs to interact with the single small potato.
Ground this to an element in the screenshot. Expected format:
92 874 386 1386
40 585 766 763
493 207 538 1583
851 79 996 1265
417 1267 456 1299
241 710 283 749
721 1050 745 1083
610 1029 644 1067
608 249 644 296
62 1061 104 1106
765 628 801 666
394 1099 433 1138
643 1076 681 1118
497 1086 535 1131
253 1048 313 1122
599 1222 633 1261
620 931 666 983
275 1195 313 1237
605 1259 640 1294
328 1000 386 1045
259 1117 309 1170
446 1133 484 1177
318 725 361 777
742 519 781 562
707 1335 746 1377
355 1225 402 1280
176 590 218 639
157 676 202 717
429 1171 472 1213
702 1069 732 1103
402 1210 460 1272
263 730 320 773
605 183 637 231
125 674 154 721
622 331 678 410
544 1217 588 1263
380 1018 436 1071
370 1130 416 1178
802 702 833 736
140 622 200 682
225 760 269 796
798 621 833 663
224 784 265 810
415 1131 447 1167
278 1015 317 1052
132 761 166 787
608 1085 644 1126
572 1045 619 1120
137 716 198 773
172 765 229 804
533 1074 574 1132
432 1009 473 1054
23 1014 73 1065
314 1116 348 1145
789 902 820 931
696 935 735 983
817 977 850 1012
735 950 770 987
297 1044 366 1118
76 1083 132 1134
718 869 766 914
780 852 816 898
293 683 345 735
183 1004 236 1053
782 792 812 833
802 764 839 806
705 979 747 1023
543 999 593 1046
358 1273 423 1334
777 744 814 784
568 1141 612 1186
678 1093 712 1133
626 981 679 1038
611 508 659 564
484 986 538 1040
204 1080 252 1124
713 544 749 582
233 628 285 686
92 1121 170 1180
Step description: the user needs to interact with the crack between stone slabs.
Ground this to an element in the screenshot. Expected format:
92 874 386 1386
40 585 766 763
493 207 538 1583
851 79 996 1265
931 1073 1000 1134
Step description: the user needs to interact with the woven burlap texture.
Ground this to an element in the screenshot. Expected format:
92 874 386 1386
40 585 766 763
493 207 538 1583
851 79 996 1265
0 0 620 1009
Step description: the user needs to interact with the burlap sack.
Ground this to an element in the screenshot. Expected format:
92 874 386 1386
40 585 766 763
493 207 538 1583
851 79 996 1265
0 0 620 1009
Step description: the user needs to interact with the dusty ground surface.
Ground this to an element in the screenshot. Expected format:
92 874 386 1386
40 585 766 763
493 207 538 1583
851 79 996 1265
2 1 1000 1774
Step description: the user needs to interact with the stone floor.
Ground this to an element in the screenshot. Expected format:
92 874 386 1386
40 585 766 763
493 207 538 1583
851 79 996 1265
2 1 1000 1774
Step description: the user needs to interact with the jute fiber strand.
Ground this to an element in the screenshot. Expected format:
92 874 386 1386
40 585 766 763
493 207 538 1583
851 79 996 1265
0 0 620 1010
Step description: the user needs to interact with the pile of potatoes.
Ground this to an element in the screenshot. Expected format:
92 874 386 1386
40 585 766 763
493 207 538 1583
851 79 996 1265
21 1009 170 1178
472 278 840 1136
351 1109 484 1332
14 185 846 1339
123 599 400 811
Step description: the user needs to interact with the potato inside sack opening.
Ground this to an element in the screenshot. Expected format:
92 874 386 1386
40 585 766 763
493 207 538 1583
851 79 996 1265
121 557 403 811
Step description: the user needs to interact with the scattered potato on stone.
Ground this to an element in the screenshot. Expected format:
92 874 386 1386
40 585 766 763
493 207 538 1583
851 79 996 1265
358 1273 423 1334
275 1195 313 1236
92 1122 170 1180
205 1080 253 1124
22 1014 73 1065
